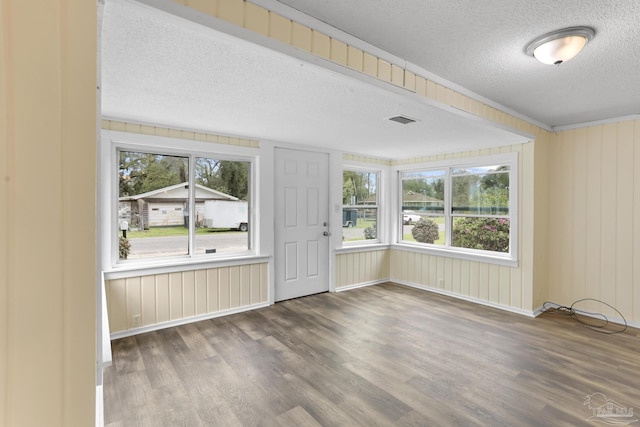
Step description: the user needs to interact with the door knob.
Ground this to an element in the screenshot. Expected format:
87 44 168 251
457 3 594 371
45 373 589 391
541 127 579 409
323 231 331 236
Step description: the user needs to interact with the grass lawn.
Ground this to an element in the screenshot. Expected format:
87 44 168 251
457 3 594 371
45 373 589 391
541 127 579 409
344 217 447 244
131 220 445 244
343 218 376 241
402 230 445 244
353 219 376 229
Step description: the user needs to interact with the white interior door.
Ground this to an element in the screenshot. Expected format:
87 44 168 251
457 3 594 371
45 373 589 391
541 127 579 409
274 148 330 301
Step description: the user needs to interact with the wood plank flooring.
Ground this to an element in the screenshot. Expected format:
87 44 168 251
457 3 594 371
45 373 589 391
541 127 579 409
104 282 640 426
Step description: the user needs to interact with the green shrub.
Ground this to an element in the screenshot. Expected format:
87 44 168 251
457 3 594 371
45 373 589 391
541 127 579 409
364 223 377 239
411 218 440 243
452 217 509 252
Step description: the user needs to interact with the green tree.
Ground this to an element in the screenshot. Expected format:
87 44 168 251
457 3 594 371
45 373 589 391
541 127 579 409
119 152 151 196
139 160 181 193
430 178 445 200
119 152 187 196
120 152 249 200
342 177 355 204
402 178 424 195
452 172 479 210
343 171 375 204
195 158 221 189
480 166 509 190
475 168 509 214
195 158 249 200
220 160 248 199
401 175 445 209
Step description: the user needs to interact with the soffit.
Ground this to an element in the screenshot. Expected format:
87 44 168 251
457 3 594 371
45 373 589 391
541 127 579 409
101 0 529 160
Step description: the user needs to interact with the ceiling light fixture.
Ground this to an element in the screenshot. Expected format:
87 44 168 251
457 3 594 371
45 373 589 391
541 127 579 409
525 26 595 65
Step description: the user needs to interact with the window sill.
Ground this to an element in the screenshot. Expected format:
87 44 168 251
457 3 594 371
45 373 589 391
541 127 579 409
336 243 390 254
104 254 271 280
391 243 518 267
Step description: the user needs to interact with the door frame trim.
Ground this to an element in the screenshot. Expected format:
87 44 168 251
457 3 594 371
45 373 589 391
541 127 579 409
265 142 342 304
273 147 329 301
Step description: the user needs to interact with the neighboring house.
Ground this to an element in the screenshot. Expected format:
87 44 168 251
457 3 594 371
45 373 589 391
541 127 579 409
402 191 444 211
361 194 378 206
118 182 238 229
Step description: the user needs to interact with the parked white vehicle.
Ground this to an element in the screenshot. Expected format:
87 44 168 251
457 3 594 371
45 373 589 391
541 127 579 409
204 200 248 231
403 210 422 224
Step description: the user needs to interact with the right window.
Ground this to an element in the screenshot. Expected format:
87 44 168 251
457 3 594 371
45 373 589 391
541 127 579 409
399 154 517 260
450 165 510 252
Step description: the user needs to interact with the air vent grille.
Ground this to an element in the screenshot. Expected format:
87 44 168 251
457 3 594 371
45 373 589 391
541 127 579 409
388 115 416 125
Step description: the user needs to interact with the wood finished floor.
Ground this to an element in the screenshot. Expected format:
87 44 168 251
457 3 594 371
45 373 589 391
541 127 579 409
104 282 640 426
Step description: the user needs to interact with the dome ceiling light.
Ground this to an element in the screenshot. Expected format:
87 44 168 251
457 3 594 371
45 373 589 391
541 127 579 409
525 26 595 65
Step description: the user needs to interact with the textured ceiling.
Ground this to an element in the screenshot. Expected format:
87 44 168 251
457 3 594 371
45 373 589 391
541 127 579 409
272 0 640 127
101 0 529 159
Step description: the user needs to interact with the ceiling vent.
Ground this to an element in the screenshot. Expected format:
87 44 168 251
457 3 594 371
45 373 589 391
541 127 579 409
388 115 416 125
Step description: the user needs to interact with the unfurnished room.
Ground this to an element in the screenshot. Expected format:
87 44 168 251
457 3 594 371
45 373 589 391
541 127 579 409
2 0 639 426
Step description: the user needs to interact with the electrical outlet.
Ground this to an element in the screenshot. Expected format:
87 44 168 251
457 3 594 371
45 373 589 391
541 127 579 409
438 279 444 288
133 315 142 328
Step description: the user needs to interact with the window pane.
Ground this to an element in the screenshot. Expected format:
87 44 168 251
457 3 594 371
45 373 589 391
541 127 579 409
401 170 445 214
452 167 509 215
342 208 377 242
343 170 378 205
452 217 510 253
452 165 509 175
118 151 189 260
195 158 250 255
402 216 445 245
342 170 379 243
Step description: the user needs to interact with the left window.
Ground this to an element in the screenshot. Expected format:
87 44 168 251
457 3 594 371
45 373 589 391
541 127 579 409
117 149 251 262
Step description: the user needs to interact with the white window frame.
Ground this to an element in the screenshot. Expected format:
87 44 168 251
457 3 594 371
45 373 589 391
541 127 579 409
101 130 258 271
341 166 383 247
394 152 518 266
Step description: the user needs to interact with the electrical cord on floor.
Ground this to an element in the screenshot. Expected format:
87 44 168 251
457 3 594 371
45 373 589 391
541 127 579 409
542 298 627 334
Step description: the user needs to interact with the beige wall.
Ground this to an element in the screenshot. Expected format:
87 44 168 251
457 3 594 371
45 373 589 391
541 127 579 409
532 130 551 309
390 250 525 308
102 119 260 147
1 0 96 426
548 120 640 323
107 263 269 335
0 2 7 422
335 249 390 289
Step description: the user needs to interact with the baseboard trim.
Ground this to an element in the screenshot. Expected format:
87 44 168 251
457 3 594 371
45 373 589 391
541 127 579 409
392 280 537 318
532 305 546 317
335 279 390 292
110 302 271 340
533 303 640 330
